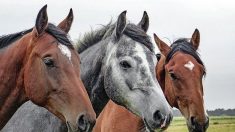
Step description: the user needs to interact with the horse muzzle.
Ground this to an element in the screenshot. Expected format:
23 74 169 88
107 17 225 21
187 116 209 132
144 111 173 131
66 113 96 132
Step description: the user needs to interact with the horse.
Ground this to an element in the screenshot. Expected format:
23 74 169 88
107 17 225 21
92 29 209 132
154 29 209 132
93 100 146 132
79 10 173 131
91 12 175 132
0 5 96 132
2 11 173 132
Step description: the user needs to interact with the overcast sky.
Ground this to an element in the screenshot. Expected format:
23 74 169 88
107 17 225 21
0 0 234 110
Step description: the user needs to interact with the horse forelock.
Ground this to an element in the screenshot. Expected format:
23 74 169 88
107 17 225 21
46 23 74 49
166 38 206 76
123 24 154 53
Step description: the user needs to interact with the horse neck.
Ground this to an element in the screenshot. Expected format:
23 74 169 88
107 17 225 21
79 41 109 116
95 100 146 132
0 38 29 128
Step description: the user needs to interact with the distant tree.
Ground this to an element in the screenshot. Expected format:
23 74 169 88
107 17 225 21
173 108 235 117
173 109 182 117
207 108 235 116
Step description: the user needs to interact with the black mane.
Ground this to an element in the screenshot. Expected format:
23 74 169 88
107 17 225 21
77 22 154 53
166 38 206 75
76 22 112 53
0 28 33 49
0 23 73 50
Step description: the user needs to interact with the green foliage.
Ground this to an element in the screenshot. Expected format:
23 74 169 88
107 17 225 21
207 109 235 116
166 116 235 132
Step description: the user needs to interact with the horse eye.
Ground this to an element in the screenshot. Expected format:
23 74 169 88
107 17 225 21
156 53 161 61
169 71 177 80
43 57 55 67
120 60 132 69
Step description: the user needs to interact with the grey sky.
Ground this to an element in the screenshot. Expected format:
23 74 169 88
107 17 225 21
0 0 234 110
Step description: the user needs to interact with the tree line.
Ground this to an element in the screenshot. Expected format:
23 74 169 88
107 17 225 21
173 108 235 116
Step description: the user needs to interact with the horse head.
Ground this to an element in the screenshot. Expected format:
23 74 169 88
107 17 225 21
154 29 209 132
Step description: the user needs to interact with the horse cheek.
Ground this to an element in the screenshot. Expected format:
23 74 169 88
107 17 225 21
24 60 48 105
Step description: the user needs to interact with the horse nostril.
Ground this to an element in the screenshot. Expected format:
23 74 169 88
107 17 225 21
189 116 209 131
153 110 164 122
168 114 173 124
191 116 196 126
77 114 87 131
88 119 96 131
205 116 210 129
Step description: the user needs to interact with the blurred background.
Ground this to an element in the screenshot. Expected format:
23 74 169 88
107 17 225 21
0 0 234 111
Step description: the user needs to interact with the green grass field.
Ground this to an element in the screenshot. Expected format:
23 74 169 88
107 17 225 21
165 116 235 132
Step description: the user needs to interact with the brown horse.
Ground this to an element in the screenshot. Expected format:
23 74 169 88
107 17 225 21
93 100 147 132
154 29 209 132
93 29 208 132
0 5 96 132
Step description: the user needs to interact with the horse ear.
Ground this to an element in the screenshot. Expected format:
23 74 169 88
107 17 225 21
58 8 74 33
33 5 48 37
114 10 127 40
153 33 170 57
137 11 149 32
190 28 200 50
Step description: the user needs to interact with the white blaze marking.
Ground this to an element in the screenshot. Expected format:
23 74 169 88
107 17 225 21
135 43 165 98
184 61 195 71
135 43 171 114
58 44 71 61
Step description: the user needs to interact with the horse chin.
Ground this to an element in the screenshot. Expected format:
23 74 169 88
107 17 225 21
187 125 201 132
186 120 207 132
143 116 171 132
143 119 160 132
66 121 78 132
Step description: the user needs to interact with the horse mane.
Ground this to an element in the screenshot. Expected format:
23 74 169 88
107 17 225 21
0 23 73 50
76 21 154 53
0 28 33 49
166 38 206 76
76 22 113 53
